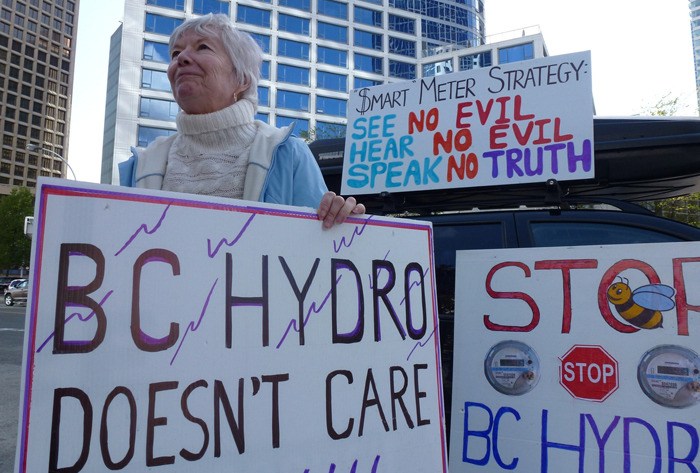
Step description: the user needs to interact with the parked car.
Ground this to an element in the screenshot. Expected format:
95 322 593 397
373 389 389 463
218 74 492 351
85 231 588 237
309 116 700 434
4 278 28 306
0 276 15 293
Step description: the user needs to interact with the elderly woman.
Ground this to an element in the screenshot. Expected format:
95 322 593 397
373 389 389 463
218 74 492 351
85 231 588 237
119 13 363 228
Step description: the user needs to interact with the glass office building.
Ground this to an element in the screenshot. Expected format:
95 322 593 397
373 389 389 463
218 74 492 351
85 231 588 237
102 0 546 184
691 0 700 112
0 0 79 194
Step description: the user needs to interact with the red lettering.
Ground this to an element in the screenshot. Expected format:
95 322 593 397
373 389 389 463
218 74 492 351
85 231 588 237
483 262 539 332
455 101 473 128
489 124 508 149
672 257 700 336
534 259 598 333
554 117 574 142
513 95 535 121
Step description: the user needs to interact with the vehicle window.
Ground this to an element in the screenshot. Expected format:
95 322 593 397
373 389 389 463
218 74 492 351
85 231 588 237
434 222 505 316
530 222 687 247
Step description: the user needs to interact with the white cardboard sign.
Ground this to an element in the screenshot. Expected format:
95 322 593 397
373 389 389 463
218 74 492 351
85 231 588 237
343 51 594 195
15 179 447 472
449 243 700 472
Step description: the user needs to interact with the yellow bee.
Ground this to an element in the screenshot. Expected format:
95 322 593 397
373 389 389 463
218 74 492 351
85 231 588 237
606 278 675 329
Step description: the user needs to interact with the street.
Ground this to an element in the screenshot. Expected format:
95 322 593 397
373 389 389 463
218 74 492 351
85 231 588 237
0 304 26 473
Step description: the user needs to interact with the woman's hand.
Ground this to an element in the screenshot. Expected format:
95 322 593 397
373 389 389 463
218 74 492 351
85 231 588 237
317 191 366 229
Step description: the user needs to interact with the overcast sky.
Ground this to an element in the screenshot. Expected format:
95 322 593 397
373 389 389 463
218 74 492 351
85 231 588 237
67 0 698 182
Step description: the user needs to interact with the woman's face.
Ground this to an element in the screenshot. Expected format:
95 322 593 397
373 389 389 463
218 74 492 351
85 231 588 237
167 29 243 114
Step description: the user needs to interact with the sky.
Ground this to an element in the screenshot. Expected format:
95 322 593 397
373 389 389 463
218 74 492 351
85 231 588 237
66 0 698 183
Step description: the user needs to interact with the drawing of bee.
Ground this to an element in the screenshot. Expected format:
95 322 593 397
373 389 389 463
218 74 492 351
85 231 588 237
606 278 675 329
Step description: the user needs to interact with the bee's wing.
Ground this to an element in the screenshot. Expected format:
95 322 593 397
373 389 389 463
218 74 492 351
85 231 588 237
633 284 676 311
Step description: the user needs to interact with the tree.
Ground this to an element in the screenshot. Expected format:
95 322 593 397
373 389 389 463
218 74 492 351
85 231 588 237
0 187 34 274
641 94 700 227
299 124 347 143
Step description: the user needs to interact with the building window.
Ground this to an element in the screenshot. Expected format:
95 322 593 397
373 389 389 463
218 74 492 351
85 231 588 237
255 112 269 123
459 51 491 71
258 86 269 106
139 97 179 121
138 125 176 147
317 0 347 20
277 38 309 60
423 59 453 77
277 63 309 85
317 46 347 67
354 6 382 27
146 0 185 10
193 0 229 15
316 96 346 117
278 13 310 35
278 0 310 11
354 53 382 74
389 59 415 79
388 36 415 57
249 33 270 53
354 29 382 50
276 90 309 112
498 42 534 64
317 70 346 92
260 60 270 79
276 115 308 134
144 13 183 36
317 21 347 43
142 68 171 91
236 5 270 28
389 13 416 35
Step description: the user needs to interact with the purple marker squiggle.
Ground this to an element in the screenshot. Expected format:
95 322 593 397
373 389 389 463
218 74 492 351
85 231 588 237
115 204 172 256
406 326 435 361
333 215 374 253
170 278 218 365
276 274 342 349
36 290 114 353
399 266 430 306
208 213 256 258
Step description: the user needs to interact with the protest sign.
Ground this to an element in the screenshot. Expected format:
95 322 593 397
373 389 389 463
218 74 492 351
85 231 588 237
343 51 594 195
15 179 447 472
449 243 700 472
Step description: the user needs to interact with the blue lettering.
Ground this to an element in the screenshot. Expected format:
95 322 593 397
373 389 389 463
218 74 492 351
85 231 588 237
346 164 369 188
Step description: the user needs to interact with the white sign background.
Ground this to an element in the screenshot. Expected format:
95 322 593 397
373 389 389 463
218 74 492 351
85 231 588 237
449 243 700 472
15 179 447 473
343 51 594 195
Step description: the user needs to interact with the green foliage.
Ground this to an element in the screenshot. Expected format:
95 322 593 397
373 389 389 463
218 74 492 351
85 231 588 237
299 124 347 143
640 94 700 227
647 195 700 228
0 187 34 273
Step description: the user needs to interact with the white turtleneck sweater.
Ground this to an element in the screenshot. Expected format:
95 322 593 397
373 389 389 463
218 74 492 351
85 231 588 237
162 99 258 198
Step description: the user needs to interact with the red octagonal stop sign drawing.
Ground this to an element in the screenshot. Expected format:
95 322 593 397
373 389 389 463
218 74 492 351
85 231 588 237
559 345 619 402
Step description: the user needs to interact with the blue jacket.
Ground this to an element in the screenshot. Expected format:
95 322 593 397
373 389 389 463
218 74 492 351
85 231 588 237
118 121 328 208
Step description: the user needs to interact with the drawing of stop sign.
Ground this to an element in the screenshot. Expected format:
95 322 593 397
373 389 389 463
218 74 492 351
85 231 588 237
559 345 619 402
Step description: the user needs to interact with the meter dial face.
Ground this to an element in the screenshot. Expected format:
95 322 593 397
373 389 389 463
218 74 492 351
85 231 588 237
484 341 540 395
638 345 700 408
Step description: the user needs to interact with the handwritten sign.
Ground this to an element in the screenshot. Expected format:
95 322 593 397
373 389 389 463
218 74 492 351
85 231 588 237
342 51 594 195
15 179 447 472
449 243 700 472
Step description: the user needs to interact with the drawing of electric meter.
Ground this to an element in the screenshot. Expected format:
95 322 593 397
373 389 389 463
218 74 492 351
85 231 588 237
638 345 700 408
484 340 540 395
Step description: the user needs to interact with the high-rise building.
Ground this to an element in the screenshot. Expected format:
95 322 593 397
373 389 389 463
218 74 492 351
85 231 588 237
102 0 546 184
0 0 80 195
691 0 700 112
